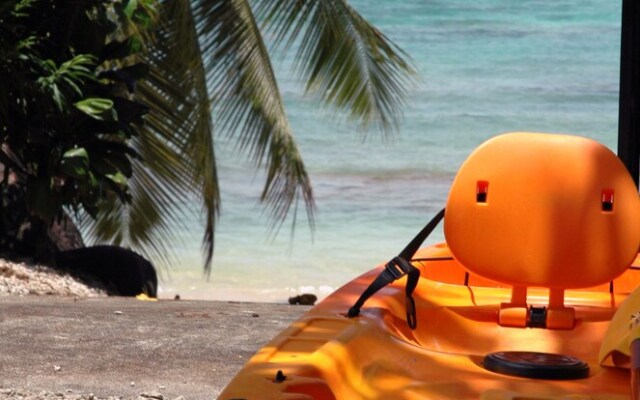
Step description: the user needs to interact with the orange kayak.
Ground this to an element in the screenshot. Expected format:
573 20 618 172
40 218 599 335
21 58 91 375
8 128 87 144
218 244 640 400
219 133 640 399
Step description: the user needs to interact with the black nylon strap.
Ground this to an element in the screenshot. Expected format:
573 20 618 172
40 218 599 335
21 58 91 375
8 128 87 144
404 265 420 329
347 257 414 318
347 208 445 329
397 208 446 262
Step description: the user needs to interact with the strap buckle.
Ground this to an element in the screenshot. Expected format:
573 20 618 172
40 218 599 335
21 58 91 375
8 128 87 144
384 257 413 280
346 208 446 330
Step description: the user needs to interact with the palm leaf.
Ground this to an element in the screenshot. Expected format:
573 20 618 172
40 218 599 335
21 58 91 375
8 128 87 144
80 158 184 270
86 0 219 274
256 0 417 133
192 0 314 229
85 0 416 274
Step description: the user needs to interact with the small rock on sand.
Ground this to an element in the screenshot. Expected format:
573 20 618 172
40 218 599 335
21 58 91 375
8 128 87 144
288 293 317 306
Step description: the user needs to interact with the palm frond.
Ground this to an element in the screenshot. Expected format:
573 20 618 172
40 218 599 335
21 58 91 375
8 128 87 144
192 0 314 229
143 0 219 273
88 0 219 274
256 0 417 133
80 158 184 269
85 0 415 273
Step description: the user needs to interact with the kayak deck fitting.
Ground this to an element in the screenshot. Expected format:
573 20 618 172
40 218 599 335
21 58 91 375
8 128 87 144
218 133 640 400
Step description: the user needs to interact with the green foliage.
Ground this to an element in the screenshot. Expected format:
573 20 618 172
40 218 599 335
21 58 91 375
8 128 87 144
38 55 96 112
0 0 150 227
123 0 417 273
256 0 416 132
75 98 117 121
0 0 416 272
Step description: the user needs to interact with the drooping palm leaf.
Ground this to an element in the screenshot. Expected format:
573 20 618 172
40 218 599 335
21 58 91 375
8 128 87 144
84 0 416 274
141 0 219 273
84 0 219 274
81 156 188 271
192 0 314 229
256 0 417 133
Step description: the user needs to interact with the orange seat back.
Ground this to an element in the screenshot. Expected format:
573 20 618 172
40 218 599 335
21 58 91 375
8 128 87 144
444 132 640 290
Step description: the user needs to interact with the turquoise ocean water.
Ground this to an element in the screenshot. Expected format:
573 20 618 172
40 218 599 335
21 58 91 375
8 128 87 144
157 0 623 302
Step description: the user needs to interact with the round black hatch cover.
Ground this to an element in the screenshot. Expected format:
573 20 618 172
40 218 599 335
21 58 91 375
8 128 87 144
483 351 589 380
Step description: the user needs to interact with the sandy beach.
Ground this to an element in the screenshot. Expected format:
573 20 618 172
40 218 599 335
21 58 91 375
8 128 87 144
0 260 310 400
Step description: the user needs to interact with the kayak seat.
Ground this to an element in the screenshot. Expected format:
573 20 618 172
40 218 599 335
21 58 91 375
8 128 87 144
444 132 640 329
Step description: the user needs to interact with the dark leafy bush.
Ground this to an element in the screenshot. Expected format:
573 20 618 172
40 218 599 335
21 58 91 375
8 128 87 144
0 0 152 256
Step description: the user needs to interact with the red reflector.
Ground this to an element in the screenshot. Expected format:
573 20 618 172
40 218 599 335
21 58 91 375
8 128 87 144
602 189 614 212
477 181 489 203
477 181 489 194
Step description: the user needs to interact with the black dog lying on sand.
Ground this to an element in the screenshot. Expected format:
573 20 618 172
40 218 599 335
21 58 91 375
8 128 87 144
56 245 157 298
0 178 157 298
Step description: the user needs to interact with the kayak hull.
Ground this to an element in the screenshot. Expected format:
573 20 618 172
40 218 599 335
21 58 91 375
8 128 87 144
218 243 640 399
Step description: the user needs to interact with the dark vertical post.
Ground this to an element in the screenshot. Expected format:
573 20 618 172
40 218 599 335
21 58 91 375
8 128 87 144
618 0 640 188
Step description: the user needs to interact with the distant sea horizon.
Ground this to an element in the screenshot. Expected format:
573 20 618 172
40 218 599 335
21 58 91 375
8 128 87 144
156 0 623 303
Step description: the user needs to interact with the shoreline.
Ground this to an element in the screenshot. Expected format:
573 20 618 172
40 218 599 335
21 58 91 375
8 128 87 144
0 257 325 304
156 284 330 304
